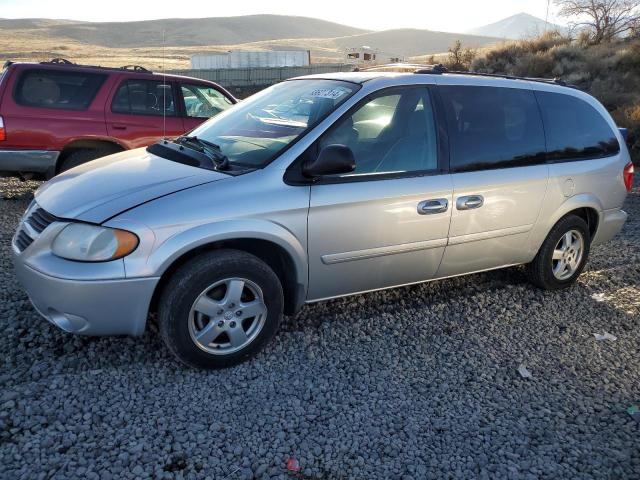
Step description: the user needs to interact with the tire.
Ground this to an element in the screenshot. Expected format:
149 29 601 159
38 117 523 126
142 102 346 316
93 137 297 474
58 147 120 173
158 249 283 369
526 214 591 290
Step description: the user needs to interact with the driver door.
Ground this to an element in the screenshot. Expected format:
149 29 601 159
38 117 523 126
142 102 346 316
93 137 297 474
306 85 453 300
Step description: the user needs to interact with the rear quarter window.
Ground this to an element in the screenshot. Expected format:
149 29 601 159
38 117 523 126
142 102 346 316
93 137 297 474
13 69 106 110
535 91 620 161
439 85 546 172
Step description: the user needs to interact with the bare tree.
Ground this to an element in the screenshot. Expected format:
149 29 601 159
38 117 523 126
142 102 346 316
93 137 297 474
446 40 477 71
554 0 640 43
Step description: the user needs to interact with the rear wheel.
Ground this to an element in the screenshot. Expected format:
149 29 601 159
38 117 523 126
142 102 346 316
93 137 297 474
158 250 283 369
526 214 591 290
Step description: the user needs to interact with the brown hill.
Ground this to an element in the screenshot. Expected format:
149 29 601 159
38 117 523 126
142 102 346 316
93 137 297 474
0 15 503 68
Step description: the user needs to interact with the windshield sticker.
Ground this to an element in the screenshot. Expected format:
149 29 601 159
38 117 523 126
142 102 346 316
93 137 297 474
309 88 348 99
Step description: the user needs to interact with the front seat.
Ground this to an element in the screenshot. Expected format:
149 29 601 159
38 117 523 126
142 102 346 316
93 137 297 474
374 109 436 173
319 116 359 150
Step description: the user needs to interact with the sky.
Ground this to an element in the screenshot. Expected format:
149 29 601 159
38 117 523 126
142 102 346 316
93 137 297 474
0 0 564 32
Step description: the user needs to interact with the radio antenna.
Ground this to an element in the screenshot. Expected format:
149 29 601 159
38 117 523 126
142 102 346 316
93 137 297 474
545 0 551 33
162 29 166 139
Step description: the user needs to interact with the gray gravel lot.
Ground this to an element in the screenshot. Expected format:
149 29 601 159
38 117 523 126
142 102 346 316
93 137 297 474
0 177 639 480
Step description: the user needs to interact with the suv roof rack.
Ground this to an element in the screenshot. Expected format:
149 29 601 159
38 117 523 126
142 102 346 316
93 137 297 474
43 58 75 65
413 64 448 74
362 63 442 73
414 64 577 89
120 65 152 73
37 58 154 74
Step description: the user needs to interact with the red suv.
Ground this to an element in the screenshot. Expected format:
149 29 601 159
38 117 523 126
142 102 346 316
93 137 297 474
0 59 236 178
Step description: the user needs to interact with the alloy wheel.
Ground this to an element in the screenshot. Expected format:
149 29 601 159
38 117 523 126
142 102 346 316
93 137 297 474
188 277 268 355
551 229 584 280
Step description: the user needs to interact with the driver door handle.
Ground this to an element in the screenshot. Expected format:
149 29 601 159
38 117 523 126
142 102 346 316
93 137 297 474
456 195 484 210
417 198 449 215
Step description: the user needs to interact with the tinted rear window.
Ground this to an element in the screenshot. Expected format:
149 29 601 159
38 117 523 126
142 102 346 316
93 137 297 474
439 86 546 172
535 91 619 161
14 69 106 110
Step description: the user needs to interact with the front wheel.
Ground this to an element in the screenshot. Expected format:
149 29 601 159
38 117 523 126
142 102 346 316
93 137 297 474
526 214 591 290
158 250 283 369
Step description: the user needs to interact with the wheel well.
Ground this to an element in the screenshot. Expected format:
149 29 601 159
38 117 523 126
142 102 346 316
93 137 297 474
567 207 599 238
149 239 303 317
57 139 124 173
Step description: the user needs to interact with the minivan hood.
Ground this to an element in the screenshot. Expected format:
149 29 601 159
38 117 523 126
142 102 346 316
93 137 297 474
35 148 229 223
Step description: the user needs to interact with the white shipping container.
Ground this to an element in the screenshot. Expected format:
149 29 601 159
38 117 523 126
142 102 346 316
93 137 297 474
191 51 310 69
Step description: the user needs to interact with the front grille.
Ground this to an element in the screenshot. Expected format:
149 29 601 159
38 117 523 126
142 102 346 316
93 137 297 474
14 230 34 251
13 205 59 253
27 207 58 234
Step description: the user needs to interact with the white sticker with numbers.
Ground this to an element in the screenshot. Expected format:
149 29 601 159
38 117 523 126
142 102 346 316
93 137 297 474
309 88 348 99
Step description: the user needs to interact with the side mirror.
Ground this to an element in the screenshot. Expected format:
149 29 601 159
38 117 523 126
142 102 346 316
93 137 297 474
303 144 355 177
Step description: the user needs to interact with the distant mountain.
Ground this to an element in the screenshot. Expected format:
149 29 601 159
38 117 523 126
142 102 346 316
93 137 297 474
467 12 566 39
0 15 370 48
331 28 502 57
0 15 505 64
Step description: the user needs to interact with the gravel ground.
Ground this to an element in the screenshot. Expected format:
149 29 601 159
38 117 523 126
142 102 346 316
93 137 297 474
0 177 639 480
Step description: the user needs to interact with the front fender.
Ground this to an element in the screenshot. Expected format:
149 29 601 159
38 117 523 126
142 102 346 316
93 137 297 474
110 217 308 291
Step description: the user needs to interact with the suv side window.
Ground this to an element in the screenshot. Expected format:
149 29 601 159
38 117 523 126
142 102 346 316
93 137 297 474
14 69 106 110
535 91 619 161
439 85 546 172
181 84 233 118
112 80 176 116
318 87 438 176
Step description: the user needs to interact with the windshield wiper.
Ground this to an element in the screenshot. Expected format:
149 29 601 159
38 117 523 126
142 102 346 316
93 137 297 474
174 135 230 170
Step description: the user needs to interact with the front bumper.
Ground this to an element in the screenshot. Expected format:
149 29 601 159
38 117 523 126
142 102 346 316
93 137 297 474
0 149 59 176
13 258 159 336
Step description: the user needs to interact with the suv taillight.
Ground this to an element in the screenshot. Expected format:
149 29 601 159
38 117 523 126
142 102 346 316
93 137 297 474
0 116 5 141
624 162 634 192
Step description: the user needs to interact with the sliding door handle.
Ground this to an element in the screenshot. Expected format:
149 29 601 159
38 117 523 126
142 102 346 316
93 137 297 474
418 198 448 215
456 195 484 210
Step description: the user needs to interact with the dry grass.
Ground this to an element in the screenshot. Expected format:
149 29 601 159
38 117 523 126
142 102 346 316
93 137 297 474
0 18 504 70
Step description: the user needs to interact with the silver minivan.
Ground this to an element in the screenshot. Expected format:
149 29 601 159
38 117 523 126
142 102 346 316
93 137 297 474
12 70 634 368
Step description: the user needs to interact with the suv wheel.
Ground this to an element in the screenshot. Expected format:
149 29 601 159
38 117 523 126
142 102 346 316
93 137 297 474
526 214 591 290
59 147 120 173
158 250 283 369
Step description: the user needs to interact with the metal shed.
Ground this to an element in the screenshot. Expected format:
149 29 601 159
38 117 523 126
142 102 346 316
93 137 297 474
190 51 311 69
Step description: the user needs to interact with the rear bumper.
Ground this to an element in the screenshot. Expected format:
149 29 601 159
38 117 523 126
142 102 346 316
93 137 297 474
592 208 627 246
0 150 59 175
13 259 159 336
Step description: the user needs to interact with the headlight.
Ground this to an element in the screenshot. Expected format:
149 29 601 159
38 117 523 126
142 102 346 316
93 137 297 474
52 223 139 262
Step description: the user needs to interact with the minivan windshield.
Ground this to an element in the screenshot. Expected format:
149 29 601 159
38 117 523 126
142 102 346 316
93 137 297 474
186 79 359 168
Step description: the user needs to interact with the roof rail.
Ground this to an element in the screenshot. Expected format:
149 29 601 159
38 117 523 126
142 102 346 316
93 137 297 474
414 65 577 89
35 59 153 74
41 58 75 65
120 65 151 73
413 64 447 74
445 69 575 88
362 63 440 73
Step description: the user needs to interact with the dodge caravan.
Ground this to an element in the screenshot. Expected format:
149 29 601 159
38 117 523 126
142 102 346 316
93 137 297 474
12 69 633 368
